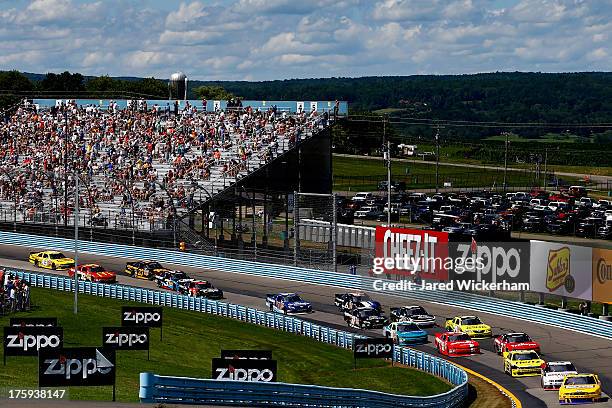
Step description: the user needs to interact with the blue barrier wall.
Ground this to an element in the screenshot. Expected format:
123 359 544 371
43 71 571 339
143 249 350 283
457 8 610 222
139 371 464 408
9 269 468 408
1 231 611 340
32 99 349 114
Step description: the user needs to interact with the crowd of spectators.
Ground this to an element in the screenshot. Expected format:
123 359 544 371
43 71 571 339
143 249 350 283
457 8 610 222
0 268 30 314
0 99 329 229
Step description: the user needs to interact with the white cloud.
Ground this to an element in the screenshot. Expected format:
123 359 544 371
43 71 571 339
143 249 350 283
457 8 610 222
0 0 609 80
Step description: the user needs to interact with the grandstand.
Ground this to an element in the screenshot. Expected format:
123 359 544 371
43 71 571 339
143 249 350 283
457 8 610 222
0 98 343 253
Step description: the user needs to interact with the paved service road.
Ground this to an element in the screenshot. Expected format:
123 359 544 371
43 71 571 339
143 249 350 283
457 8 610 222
1 243 611 408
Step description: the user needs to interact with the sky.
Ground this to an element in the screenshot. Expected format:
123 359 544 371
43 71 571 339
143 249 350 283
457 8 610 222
0 0 610 81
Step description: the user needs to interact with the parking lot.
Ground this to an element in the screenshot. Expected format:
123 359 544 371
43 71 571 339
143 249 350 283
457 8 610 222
336 184 612 242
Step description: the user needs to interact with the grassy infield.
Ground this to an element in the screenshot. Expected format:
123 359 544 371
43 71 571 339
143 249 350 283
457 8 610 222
0 287 451 402
333 154 611 192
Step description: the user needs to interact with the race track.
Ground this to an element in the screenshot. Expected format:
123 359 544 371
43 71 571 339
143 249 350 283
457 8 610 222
1 243 611 408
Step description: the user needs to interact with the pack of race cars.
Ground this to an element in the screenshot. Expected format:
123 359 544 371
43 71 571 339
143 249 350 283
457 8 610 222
300 290 603 403
27 252 223 299
26 253 603 403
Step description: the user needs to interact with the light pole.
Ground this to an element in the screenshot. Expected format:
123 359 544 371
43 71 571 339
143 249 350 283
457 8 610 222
502 132 510 193
435 127 440 193
64 110 69 227
73 170 79 315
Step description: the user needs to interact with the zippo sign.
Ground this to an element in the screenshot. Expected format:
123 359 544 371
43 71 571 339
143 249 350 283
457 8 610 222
449 242 530 286
212 358 277 382
530 241 592 300
3 326 63 356
10 317 57 327
121 307 162 327
375 227 449 281
102 327 150 351
39 347 116 387
353 338 394 359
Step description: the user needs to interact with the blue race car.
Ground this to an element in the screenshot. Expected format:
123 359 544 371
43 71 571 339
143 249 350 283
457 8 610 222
266 293 313 314
155 270 191 291
383 321 428 345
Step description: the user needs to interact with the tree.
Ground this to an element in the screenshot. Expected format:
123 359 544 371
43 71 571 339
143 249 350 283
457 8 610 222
0 70 34 109
192 85 235 100
39 71 85 94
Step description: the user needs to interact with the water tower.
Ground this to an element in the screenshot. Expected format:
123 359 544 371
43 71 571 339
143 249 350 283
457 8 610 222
168 72 187 100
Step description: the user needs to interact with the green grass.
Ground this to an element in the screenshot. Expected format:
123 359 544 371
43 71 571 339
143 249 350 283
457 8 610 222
333 155 548 192
0 288 451 402
484 133 584 143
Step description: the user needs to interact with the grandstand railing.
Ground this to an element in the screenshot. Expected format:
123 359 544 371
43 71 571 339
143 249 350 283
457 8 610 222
1 230 610 340
8 269 468 408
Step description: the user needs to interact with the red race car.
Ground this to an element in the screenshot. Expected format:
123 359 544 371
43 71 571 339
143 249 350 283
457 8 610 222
494 332 540 354
68 264 116 283
435 332 480 357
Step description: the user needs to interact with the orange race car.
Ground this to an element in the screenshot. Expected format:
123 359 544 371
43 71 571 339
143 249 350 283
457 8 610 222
68 264 117 283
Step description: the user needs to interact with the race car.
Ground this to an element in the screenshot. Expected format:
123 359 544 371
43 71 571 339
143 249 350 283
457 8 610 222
179 280 224 299
494 332 541 354
435 332 480 357
266 293 312 314
67 264 116 283
503 350 545 377
383 321 428 345
541 361 578 390
124 260 169 280
559 374 602 404
389 305 436 327
334 292 381 312
344 307 387 329
29 251 75 270
154 270 190 291
444 316 492 339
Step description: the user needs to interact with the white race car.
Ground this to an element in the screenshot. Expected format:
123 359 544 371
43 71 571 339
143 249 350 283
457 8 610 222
541 361 578 390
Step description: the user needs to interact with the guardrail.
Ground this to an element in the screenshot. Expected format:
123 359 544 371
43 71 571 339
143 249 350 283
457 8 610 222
139 371 463 408
1 230 610 340
9 269 467 408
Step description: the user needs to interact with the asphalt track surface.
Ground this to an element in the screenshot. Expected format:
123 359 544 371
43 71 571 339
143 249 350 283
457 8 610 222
1 243 611 408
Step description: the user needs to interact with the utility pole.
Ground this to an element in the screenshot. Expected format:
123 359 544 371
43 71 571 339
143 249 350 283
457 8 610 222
386 140 391 225
73 173 79 315
64 110 68 227
382 116 392 226
543 147 548 190
503 132 509 193
435 127 440 193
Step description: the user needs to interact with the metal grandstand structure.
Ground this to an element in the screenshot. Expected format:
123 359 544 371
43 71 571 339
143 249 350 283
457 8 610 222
0 98 342 269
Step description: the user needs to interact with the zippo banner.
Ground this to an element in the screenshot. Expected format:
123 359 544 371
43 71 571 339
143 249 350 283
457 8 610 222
102 327 150 351
353 338 394 359
39 347 116 387
592 248 612 304
121 307 163 328
212 358 277 382
3 326 63 357
529 241 592 301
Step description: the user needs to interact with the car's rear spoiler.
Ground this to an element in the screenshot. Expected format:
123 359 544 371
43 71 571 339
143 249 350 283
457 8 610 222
266 294 276 299
390 307 400 313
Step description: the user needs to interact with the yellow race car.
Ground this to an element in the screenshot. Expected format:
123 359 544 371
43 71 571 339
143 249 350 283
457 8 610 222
444 315 492 339
29 251 75 270
559 374 602 405
503 350 545 377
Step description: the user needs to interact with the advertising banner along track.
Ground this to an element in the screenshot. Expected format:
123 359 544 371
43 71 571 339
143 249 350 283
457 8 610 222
530 241 593 301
